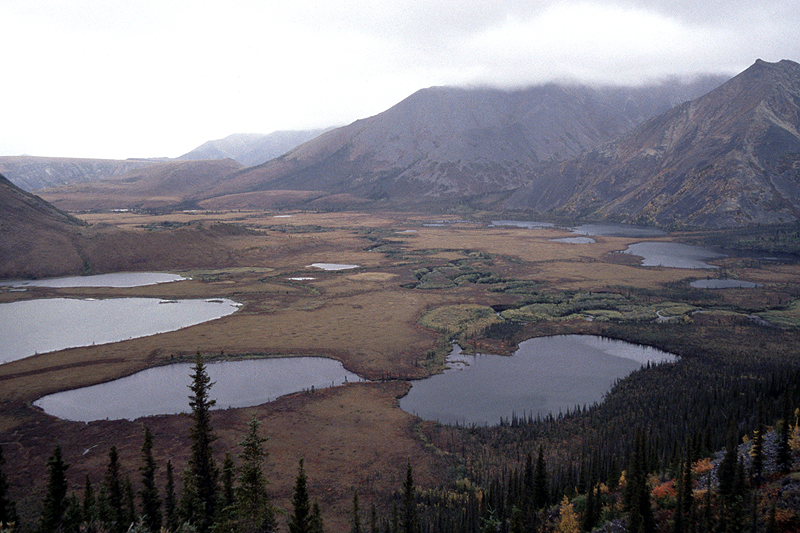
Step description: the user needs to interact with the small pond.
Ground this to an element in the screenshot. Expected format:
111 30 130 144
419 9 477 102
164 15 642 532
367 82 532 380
308 263 359 271
0 298 240 364
0 272 187 288
34 357 362 421
622 242 726 269
399 335 677 426
690 279 762 289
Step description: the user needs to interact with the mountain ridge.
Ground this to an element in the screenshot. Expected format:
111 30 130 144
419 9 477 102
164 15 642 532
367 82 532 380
201 76 726 208
504 59 800 227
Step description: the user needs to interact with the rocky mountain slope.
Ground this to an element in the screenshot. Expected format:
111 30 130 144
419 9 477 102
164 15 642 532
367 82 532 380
505 59 800 228
206 77 725 209
176 129 332 167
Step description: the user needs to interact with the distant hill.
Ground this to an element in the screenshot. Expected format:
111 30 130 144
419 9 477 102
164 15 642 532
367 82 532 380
0 130 328 193
0 173 243 279
0 156 161 192
38 159 244 211
199 76 726 210
505 59 800 228
177 130 332 167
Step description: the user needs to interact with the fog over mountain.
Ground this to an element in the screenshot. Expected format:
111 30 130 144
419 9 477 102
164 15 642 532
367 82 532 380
201 75 726 209
505 59 800 227
23 59 800 229
176 129 332 167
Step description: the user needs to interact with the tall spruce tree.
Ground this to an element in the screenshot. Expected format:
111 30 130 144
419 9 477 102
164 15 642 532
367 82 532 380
39 444 69 533
289 458 311 533
82 475 95 529
181 351 219 533
625 431 655 533
402 461 417 533
233 416 275 533
533 446 548 510
776 392 793 474
350 490 362 533
103 446 125 533
139 425 162 532
164 460 177 531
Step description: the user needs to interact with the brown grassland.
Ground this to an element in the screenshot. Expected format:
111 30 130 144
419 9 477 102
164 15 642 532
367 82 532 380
3 210 800 531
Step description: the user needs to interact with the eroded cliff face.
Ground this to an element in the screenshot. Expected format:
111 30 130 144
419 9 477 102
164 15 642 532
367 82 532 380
0 156 160 191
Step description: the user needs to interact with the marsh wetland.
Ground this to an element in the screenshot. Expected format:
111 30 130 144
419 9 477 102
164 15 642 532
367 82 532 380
2 209 800 531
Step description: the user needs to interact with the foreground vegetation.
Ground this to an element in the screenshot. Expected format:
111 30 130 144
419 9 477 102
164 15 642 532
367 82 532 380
2 210 800 532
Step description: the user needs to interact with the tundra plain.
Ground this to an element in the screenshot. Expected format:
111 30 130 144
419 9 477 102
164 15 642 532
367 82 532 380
2 209 799 531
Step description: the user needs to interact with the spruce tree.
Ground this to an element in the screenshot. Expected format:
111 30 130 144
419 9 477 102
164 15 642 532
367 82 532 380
39 444 69 533
776 392 793 474
0 446 17 526
289 458 311 533
103 446 125 533
164 460 177 531
221 453 235 510
625 431 654 533
82 475 95 529
181 351 219 533
234 415 275 533
402 461 417 533
309 499 325 533
350 490 362 533
533 446 548 510
139 425 161 532
123 475 136 528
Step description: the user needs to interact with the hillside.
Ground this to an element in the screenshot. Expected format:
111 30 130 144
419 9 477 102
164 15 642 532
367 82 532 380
506 59 800 228
196 77 725 210
0 156 161 192
38 159 244 211
0 173 241 279
176 129 332 167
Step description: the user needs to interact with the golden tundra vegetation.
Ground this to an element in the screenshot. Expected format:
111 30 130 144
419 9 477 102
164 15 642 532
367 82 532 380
2 209 799 531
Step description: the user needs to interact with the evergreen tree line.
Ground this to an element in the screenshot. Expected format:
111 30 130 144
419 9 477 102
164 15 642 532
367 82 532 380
9 352 328 533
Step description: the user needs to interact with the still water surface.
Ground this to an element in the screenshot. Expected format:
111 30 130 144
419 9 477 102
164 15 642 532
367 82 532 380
399 335 677 426
622 242 726 269
35 357 362 421
0 298 240 364
0 272 187 288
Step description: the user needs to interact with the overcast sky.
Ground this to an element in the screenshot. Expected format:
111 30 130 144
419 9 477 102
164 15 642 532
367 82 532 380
2 0 798 160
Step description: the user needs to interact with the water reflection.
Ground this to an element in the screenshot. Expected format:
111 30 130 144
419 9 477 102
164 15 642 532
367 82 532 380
34 357 362 422
399 335 677 426
0 272 187 288
622 242 726 269
0 298 240 364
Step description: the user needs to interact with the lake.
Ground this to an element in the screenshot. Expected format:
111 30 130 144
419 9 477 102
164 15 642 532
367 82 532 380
0 297 241 364
34 357 363 421
399 335 677 426
308 263 359 271
621 242 726 269
0 272 187 288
